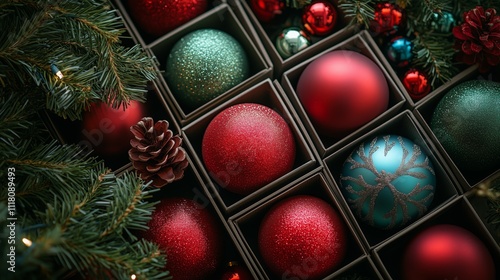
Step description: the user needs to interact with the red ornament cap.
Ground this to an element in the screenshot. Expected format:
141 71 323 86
302 0 338 36
402 69 431 101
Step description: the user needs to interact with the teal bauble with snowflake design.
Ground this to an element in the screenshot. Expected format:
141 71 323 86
340 135 436 230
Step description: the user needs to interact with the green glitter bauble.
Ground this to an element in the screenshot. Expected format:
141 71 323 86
430 80 500 175
166 29 250 109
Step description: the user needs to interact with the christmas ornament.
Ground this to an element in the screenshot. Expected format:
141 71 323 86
386 36 413 68
302 0 337 36
370 2 403 35
430 80 500 175
429 11 455 33
142 198 223 280
402 69 431 101
340 135 436 230
275 27 311 58
250 0 285 22
129 117 189 188
202 103 295 195
296 50 389 138
453 6 500 72
82 100 145 157
128 0 208 37
166 29 249 109
220 261 253 280
258 195 347 279
402 224 496 280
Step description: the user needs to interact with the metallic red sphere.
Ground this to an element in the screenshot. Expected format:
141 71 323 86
296 50 389 139
402 69 431 100
250 0 285 22
220 262 254 280
370 2 403 35
302 0 338 36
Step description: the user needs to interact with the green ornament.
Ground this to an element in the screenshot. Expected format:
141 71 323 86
430 80 500 176
429 11 456 33
166 29 250 109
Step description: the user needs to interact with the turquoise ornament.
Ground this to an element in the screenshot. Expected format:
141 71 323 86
340 135 436 230
166 29 250 109
430 80 500 176
386 36 413 68
429 11 455 33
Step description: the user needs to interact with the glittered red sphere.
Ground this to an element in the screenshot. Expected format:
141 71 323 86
258 195 347 279
250 0 285 22
82 100 145 156
202 103 296 195
128 0 208 37
296 50 389 138
302 0 338 36
142 198 223 280
402 224 496 280
402 69 431 101
220 262 254 280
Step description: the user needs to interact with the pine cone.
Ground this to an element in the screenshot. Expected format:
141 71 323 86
453 6 500 72
129 117 188 188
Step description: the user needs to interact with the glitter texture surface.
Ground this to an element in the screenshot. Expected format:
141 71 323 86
430 80 500 175
166 29 250 109
143 198 223 280
258 195 347 279
202 103 296 195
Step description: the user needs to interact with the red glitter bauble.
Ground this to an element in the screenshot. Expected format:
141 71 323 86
258 195 347 279
403 224 496 280
302 0 337 36
220 262 254 280
370 2 403 35
128 0 208 37
142 198 223 280
82 100 145 156
250 0 285 22
202 103 295 195
296 50 389 138
402 69 431 101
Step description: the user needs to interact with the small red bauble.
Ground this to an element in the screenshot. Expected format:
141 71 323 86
302 0 337 36
370 2 403 35
258 195 347 279
142 198 223 280
296 50 389 138
402 224 496 280
402 69 431 101
220 261 254 280
128 0 208 37
82 100 144 156
250 0 285 22
202 103 295 195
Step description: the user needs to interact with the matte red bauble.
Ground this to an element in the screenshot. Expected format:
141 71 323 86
82 100 144 156
302 0 337 36
296 50 389 138
128 0 208 37
402 224 496 280
258 195 347 279
250 0 285 22
402 69 431 101
142 198 223 280
220 262 254 280
202 103 296 195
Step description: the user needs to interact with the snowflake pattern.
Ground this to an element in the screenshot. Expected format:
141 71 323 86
340 135 436 230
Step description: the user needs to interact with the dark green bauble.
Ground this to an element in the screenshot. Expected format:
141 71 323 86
430 80 500 175
166 29 250 109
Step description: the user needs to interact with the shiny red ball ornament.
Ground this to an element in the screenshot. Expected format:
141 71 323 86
302 0 338 36
142 198 223 280
258 195 347 279
220 261 254 280
402 69 431 101
403 224 496 280
250 0 285 22
128 0 208 37
296 50 389 138
370 2 403 35
202 103 296 195
82 100 145 156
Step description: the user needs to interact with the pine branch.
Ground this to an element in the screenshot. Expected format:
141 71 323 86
338 0 375 28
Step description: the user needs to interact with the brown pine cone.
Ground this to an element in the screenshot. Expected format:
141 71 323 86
129 117 188 188
453 6 500 72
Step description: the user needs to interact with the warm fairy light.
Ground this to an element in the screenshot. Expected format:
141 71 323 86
50 64 64 79
130 274 137 280
22 238 32 247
